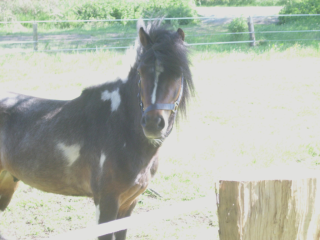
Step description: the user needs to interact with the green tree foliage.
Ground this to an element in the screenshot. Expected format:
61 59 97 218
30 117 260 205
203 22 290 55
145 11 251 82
227 16 248 40
196 0 297 6
0 0 197 27
279 0 320 23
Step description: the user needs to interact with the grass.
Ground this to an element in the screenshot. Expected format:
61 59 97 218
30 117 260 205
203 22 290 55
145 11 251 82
1 42 320 239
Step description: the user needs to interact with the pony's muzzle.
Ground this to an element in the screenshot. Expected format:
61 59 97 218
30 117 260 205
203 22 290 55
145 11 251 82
141 112 165 139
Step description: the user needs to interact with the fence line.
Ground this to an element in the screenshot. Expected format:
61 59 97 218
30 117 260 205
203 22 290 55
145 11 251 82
2 29 320 46
260 38 320 43
1 14 320 24
0 46 130 55
191 29 320 37
2 37 320 55
1 14 319 55
47 196 214 240
188 38 320 46
0 37 136 45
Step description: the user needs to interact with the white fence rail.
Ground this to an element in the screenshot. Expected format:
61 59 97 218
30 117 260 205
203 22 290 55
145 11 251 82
47 197 214 240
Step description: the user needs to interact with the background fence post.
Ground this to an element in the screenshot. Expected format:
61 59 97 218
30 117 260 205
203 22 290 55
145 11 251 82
247 16 255 47
33 22 38 51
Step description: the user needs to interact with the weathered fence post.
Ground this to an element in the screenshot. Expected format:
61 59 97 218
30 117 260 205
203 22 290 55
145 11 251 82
247 16 255 47
33 22 38 51
217 171 320 240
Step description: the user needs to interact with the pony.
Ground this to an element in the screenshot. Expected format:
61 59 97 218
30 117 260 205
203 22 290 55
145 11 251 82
0 21 194 240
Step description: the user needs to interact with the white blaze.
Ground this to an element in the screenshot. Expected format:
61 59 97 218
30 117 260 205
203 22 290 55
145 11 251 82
151 60 164 104
101 88 121 112
100 153 106 169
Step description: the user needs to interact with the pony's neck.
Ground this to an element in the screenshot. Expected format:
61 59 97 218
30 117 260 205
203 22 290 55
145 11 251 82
115 66 160 170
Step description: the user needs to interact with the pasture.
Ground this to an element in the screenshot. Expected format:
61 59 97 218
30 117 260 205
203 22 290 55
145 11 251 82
1 43 320 239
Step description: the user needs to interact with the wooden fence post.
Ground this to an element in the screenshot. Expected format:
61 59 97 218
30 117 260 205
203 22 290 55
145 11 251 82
217 173 320 240
247 16 255 47
33 22 38 51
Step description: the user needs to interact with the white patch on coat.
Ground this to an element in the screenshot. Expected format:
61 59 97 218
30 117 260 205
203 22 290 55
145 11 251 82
135 173 142 185
151 60 164 104
123 142 126 148
57 143 81 166
96 204 100 224
100 153 106 169
101 88 121 112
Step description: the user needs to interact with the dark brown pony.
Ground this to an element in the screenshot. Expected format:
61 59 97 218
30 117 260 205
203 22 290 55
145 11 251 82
0 21 194 240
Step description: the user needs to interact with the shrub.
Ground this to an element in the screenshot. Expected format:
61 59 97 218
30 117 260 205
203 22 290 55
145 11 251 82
142 0 197 25
0 0 15 22
196 0 291 6
228 16 248 40
0 0 197 28
279 0 320 24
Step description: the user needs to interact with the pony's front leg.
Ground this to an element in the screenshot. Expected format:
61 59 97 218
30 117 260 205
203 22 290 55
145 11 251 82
96 193 119 240
114 199 138 240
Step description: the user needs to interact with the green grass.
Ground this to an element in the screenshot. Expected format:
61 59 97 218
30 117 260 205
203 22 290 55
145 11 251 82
1 43 320 239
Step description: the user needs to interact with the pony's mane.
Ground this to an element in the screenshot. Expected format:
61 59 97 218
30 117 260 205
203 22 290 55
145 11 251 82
134 21 195 120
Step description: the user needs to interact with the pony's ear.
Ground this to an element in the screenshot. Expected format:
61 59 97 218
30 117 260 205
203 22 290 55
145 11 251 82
177 28 185 41
139 27 152 47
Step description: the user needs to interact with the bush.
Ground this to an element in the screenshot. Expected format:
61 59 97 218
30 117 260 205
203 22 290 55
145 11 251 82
142 0 197 25
228 16 248 40
0 0 197 28
196 0 291 6
279 0 320 24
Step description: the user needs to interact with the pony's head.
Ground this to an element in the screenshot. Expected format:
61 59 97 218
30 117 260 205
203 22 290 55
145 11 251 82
135 22 194 143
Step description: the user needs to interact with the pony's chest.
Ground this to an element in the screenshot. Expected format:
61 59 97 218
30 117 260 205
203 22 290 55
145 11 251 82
118 162 155 207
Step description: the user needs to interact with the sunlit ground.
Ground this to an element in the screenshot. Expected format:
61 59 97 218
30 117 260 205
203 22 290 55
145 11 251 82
1 45 320 239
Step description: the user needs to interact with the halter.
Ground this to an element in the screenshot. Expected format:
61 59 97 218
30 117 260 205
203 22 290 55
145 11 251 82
137 73 184 116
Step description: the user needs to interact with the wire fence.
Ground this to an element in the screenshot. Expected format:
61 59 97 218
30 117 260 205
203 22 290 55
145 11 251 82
2 29 320 45
1 14 320 55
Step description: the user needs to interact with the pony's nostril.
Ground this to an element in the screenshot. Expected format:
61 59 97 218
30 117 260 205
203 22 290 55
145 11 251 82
157 116 165 130
141 115 147 127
